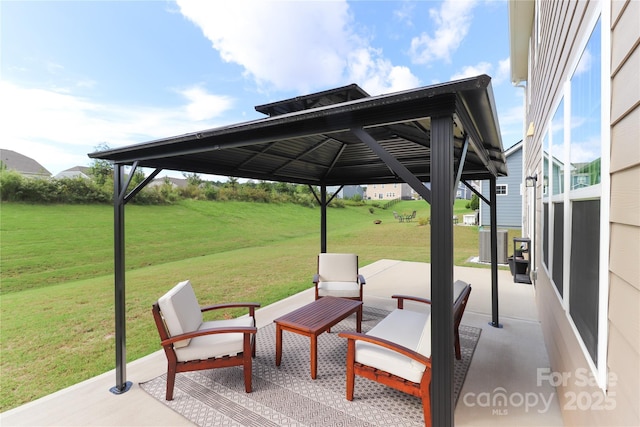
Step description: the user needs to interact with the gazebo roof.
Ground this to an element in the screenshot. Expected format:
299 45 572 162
89 75 507 185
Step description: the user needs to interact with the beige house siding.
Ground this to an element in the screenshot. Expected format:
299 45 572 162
516 0 639 425
609 0 640 423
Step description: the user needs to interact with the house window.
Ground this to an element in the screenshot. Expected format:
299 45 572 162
543 98 565 296
543 153 549 196
552 202 564 297
551 98 565 196
540 15 604 371
570 18 601 190
496 184 507 195
569 199 600 363
543 203 549 268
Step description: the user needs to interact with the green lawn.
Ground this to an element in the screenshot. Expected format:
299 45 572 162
0 199 516 411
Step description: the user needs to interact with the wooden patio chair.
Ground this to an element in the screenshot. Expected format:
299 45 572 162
313 253 366 301
339 281 472 427
152 279 260 400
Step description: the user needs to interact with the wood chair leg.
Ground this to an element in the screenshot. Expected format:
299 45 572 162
166 365 176 401
421 393 432 427
243 356 252 393
345 340 355 401
454 331 461 360
243 334 253 393
421 378 432 427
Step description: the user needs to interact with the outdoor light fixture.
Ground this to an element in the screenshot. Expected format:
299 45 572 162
525 174 537 188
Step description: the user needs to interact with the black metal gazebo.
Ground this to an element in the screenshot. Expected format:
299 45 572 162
89 74 507 427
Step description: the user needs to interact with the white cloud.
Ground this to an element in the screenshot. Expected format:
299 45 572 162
179 86 234 121
393 2 416 27
176 0 353 93
409 0 478 65
175 0 419 96
449 57 510 85
574 48 593 76
346 48 421 95
569 140 600 164
0 81 235 174
498 104 525 142
450 61 493 81
496 57 511 83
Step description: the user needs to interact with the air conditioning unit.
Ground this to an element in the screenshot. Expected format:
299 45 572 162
479 229 508 264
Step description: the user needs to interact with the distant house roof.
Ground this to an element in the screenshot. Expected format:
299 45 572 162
55 166 91 179
0 149 51 178
149 176 189 189
504 140 523 158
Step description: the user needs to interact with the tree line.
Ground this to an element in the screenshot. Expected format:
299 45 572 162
0 158 356 207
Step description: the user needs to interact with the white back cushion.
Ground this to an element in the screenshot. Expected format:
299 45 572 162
158 280 203 348
356 309 428 383
318 253 357 282
453 280 467 302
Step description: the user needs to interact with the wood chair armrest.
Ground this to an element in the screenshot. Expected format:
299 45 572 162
200 302 261 317
162 326 257 347
312 274 320 284
338 332 431 367
391 294 432 309
358 274 366 285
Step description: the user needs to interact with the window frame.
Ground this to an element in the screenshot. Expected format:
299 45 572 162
495 184 508 196
536 7 610 390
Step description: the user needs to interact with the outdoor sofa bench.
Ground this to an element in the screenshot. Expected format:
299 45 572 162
339 280 472 427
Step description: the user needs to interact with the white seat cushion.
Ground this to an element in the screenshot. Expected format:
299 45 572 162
411 311 432 370
174 317 254 362
158 280 202 348
356 309 430 384
317 281 361 298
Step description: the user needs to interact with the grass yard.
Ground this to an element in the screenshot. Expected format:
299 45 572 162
0 199 517 411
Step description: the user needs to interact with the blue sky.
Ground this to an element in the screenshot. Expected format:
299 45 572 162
1 0 523 177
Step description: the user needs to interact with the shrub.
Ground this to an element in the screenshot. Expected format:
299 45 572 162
0 170 24 201
466 194 479 210
418 216 430 226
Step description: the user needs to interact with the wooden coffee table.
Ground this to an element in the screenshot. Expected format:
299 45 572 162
274 296 362 379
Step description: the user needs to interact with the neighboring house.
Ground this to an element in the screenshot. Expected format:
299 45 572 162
364 182 412 200
479 140 523 228
0 149 51 178
338 185 365 199
510 1 639 426
455 180 476 200
54 166 91 179
148 176 189 189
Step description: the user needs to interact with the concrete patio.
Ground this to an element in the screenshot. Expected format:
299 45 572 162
1 260 565 426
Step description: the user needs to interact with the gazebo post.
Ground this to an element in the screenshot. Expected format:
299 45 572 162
320 185 327 253
489 176 502 328
110 163 131 394
430 114 455 427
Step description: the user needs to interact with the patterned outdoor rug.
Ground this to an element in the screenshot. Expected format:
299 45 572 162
141 306 481 426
